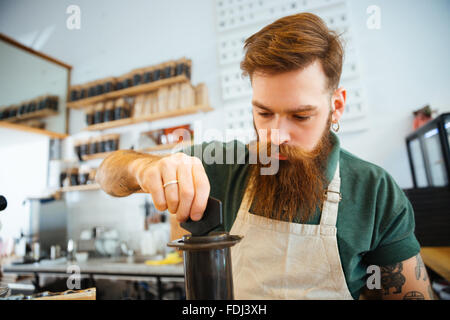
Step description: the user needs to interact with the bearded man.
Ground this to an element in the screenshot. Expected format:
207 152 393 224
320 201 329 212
96 13 432 300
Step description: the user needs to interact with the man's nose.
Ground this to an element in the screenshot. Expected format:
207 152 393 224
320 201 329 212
270 117 290 145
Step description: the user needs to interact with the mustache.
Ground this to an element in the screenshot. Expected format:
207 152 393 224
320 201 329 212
249 141 322 163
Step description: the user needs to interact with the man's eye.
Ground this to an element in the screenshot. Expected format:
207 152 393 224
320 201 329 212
293 115 311 121
258 112 273 118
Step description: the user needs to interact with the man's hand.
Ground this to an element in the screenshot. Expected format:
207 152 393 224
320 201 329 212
130 152 210 222
96 150 210 223
379 253 435 300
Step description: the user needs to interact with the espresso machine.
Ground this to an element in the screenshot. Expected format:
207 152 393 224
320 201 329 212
168 197 242 300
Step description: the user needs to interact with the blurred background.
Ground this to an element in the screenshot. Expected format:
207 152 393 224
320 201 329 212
0 0 449 300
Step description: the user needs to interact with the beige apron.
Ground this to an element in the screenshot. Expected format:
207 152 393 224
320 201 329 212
230 162 353 300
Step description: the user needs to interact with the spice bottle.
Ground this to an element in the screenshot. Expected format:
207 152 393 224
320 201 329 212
143 66 154 83
85 105 95 126
93 102 104 124
69 167 79 186
104 77 116 93
114 98 126 120
70 85 80 101
103 101 115 122
74 140 82 161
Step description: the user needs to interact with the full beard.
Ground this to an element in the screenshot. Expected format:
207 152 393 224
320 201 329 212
246 115 333 224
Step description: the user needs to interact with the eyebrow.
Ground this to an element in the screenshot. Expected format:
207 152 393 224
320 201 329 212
252 100 318 114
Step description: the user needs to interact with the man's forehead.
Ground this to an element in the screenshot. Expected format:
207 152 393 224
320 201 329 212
251 61 329 90
250 65 330 109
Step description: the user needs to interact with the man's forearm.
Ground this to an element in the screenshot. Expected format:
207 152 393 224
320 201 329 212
96 149 162 197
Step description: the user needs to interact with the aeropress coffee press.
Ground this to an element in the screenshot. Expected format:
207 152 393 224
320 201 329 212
167 197 242 300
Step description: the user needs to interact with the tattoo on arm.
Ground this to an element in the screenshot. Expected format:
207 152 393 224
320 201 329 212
403 291 425 300
380 254 433 299
380 262 406 295
415 254 428 281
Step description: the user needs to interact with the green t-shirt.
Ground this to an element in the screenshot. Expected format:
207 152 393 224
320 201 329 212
182 132 421 299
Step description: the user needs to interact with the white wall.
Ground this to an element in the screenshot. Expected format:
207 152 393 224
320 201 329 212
0 131 49 239
1 0 449 246
342 0 450 187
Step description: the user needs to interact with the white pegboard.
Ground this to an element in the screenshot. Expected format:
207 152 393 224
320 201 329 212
220 66 253 100
341 48 360 81
224 102 253 129
339 75 368 122
216 0 346 32
223 100 256 143
218 26 259 66
216 0 355 67
341 91 366 121
216 0 369 137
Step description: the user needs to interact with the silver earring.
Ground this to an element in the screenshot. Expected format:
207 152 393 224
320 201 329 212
332 121 340 132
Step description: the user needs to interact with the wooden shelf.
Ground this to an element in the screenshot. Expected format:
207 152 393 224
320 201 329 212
84 104 213 131
85 117 134 131
138 104 213 122
81 141 193 161
4 109 59 123
67 75 189 109
59 184 101 192
0 121 68 139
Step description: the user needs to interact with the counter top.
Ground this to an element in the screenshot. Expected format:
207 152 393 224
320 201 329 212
2 256 184 278
421 246 450 281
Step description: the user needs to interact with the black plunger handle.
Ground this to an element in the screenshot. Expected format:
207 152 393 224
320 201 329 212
180 197 223 236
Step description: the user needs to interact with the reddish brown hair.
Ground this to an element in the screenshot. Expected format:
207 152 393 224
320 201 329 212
241 12 344 91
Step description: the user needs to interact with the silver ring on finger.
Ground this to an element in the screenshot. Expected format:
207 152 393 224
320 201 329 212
163 180 178 188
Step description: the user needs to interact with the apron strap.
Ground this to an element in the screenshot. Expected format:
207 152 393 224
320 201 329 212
320 161 341 227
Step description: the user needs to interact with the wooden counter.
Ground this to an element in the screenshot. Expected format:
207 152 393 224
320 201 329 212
420 246 450 281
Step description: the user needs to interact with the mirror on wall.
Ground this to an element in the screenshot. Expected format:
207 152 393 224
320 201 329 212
0 33 71 139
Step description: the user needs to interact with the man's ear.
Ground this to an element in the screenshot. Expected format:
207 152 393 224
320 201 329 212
331 87 346 122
